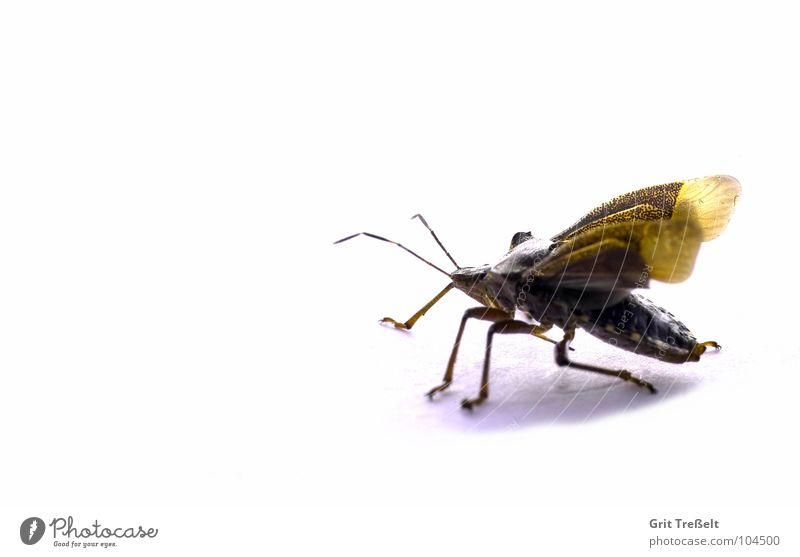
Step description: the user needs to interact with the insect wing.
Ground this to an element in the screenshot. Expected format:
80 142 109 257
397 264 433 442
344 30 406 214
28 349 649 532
552 175 741 243
534 217 704 309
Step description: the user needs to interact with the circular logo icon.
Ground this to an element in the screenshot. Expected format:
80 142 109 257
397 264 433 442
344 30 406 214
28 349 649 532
20 517 45 545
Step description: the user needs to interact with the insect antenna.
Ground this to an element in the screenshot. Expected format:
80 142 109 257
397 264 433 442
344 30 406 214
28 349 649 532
411 214 460 269
334 232 452 278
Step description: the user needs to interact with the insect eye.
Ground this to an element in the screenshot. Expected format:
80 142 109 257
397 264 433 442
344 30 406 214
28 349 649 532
510 231 533 249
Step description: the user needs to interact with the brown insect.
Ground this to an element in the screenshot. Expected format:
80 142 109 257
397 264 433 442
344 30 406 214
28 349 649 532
337 175 741 410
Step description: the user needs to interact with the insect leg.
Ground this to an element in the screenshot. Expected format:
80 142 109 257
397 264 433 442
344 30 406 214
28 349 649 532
380 283 454 330
702 341 721 349
426 307 512 400
684 340 722 361
554 328 657 394
461 320 543 410
530 322 566 348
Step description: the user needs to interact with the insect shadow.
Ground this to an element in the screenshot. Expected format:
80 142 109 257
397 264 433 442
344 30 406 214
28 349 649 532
425 340 706 430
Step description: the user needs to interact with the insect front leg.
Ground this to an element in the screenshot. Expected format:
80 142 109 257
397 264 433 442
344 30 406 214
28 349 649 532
554 327 657 394
380 283 454 330
426 307 513 400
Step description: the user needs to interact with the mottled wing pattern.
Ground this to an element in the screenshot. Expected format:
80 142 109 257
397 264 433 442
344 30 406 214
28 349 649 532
551 175 741 243
537 218 703 288
532 175 740 309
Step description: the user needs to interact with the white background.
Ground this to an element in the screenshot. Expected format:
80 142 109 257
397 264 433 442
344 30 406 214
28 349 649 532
1 1 798 555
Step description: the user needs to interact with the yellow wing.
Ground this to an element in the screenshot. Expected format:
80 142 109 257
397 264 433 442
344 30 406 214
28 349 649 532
537 217 703 288
552 175 741 243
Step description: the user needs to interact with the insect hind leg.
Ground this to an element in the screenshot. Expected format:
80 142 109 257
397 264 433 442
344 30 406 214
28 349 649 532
688 340 722 361
554 328 657 394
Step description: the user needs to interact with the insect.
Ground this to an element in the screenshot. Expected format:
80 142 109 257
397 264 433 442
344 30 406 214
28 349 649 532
335 175 741 410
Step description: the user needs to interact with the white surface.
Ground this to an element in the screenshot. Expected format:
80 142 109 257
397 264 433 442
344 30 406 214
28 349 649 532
1 1 798 555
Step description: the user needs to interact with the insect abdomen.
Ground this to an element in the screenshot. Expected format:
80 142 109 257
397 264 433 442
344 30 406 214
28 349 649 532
576 293 700 363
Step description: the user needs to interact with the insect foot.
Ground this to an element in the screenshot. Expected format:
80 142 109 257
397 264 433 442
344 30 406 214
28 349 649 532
460 397 484 411
425 382 451 399
689 340 722 361
618 370 658 394
379 317 409 330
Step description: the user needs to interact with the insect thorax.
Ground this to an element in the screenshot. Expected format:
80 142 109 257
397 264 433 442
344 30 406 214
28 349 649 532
451 237 555 314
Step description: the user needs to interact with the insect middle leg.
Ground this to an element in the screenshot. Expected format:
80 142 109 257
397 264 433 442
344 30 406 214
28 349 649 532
426 307 513 400
427 308 563 409
554 328 657 394
461 319 562 410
